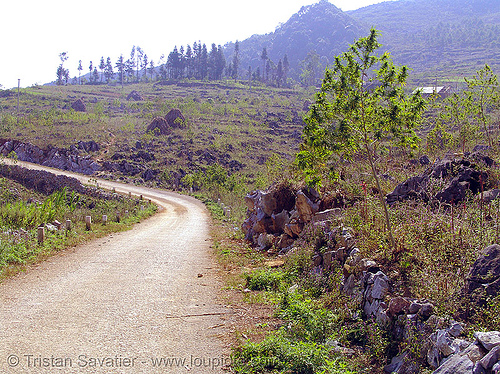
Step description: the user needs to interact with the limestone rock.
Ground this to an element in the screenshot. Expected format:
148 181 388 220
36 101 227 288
295 190 319 222
388 297 411 317
312 208 341 223
478 345 500 370
371 271 390 299
432 354 474 374
165 108 186 128
482 189 500 203
127 90 144 101
147 117 170 135
475 331 500 351
71 98 86 112
465 245 500 312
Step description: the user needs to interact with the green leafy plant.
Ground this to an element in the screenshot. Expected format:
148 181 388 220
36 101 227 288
245 269 285 291
296 28 426 250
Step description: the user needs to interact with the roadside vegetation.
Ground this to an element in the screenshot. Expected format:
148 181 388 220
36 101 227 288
207 31 500 373
0 175 156 280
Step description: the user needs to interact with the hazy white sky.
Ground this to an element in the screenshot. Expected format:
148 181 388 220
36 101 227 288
1 0 388 89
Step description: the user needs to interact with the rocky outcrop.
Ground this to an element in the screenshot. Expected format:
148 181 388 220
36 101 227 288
71 98 86 112
147 117 170 135
462 244 500 315
165 109 186 128
0 164 113 200
387 153 494 205
76 140 99 153
242 184 341 250
0 139 101 175
242 182 500 374
146 109 186 134
126 90 144 101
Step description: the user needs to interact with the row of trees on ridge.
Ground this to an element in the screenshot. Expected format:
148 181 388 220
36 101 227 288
56 43 292 87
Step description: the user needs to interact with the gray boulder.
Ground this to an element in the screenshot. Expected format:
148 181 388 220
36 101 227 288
464 245 500 311
295 190 319 222
475 331 500 351
482 189 500 203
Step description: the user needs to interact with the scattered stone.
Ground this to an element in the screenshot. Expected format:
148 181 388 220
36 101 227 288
360 258 378 272
478 345 500 370
265 260 285 268
481 189 500 203
420 155 431 165
409 302 423 314
449 322 464 338
418 303 434 321
464 245 500 313
388 297 411 317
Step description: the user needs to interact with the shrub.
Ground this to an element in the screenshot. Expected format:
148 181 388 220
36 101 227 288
232 333 354 374
245 269 285 291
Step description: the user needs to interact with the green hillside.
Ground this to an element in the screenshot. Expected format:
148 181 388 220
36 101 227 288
349 0 500 80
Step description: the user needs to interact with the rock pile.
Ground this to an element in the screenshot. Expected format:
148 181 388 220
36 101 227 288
387 152 495 205
242 184 343 251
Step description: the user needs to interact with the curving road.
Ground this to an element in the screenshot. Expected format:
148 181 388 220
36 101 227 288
0 161 229 373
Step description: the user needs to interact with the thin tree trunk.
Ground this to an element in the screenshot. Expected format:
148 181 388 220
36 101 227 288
366 143 396 253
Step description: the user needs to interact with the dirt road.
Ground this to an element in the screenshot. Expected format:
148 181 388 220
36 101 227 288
0 161 230 373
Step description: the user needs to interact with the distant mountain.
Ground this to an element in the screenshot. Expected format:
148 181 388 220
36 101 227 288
225 0 365 81
348 0 500 79
229 0 500 84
